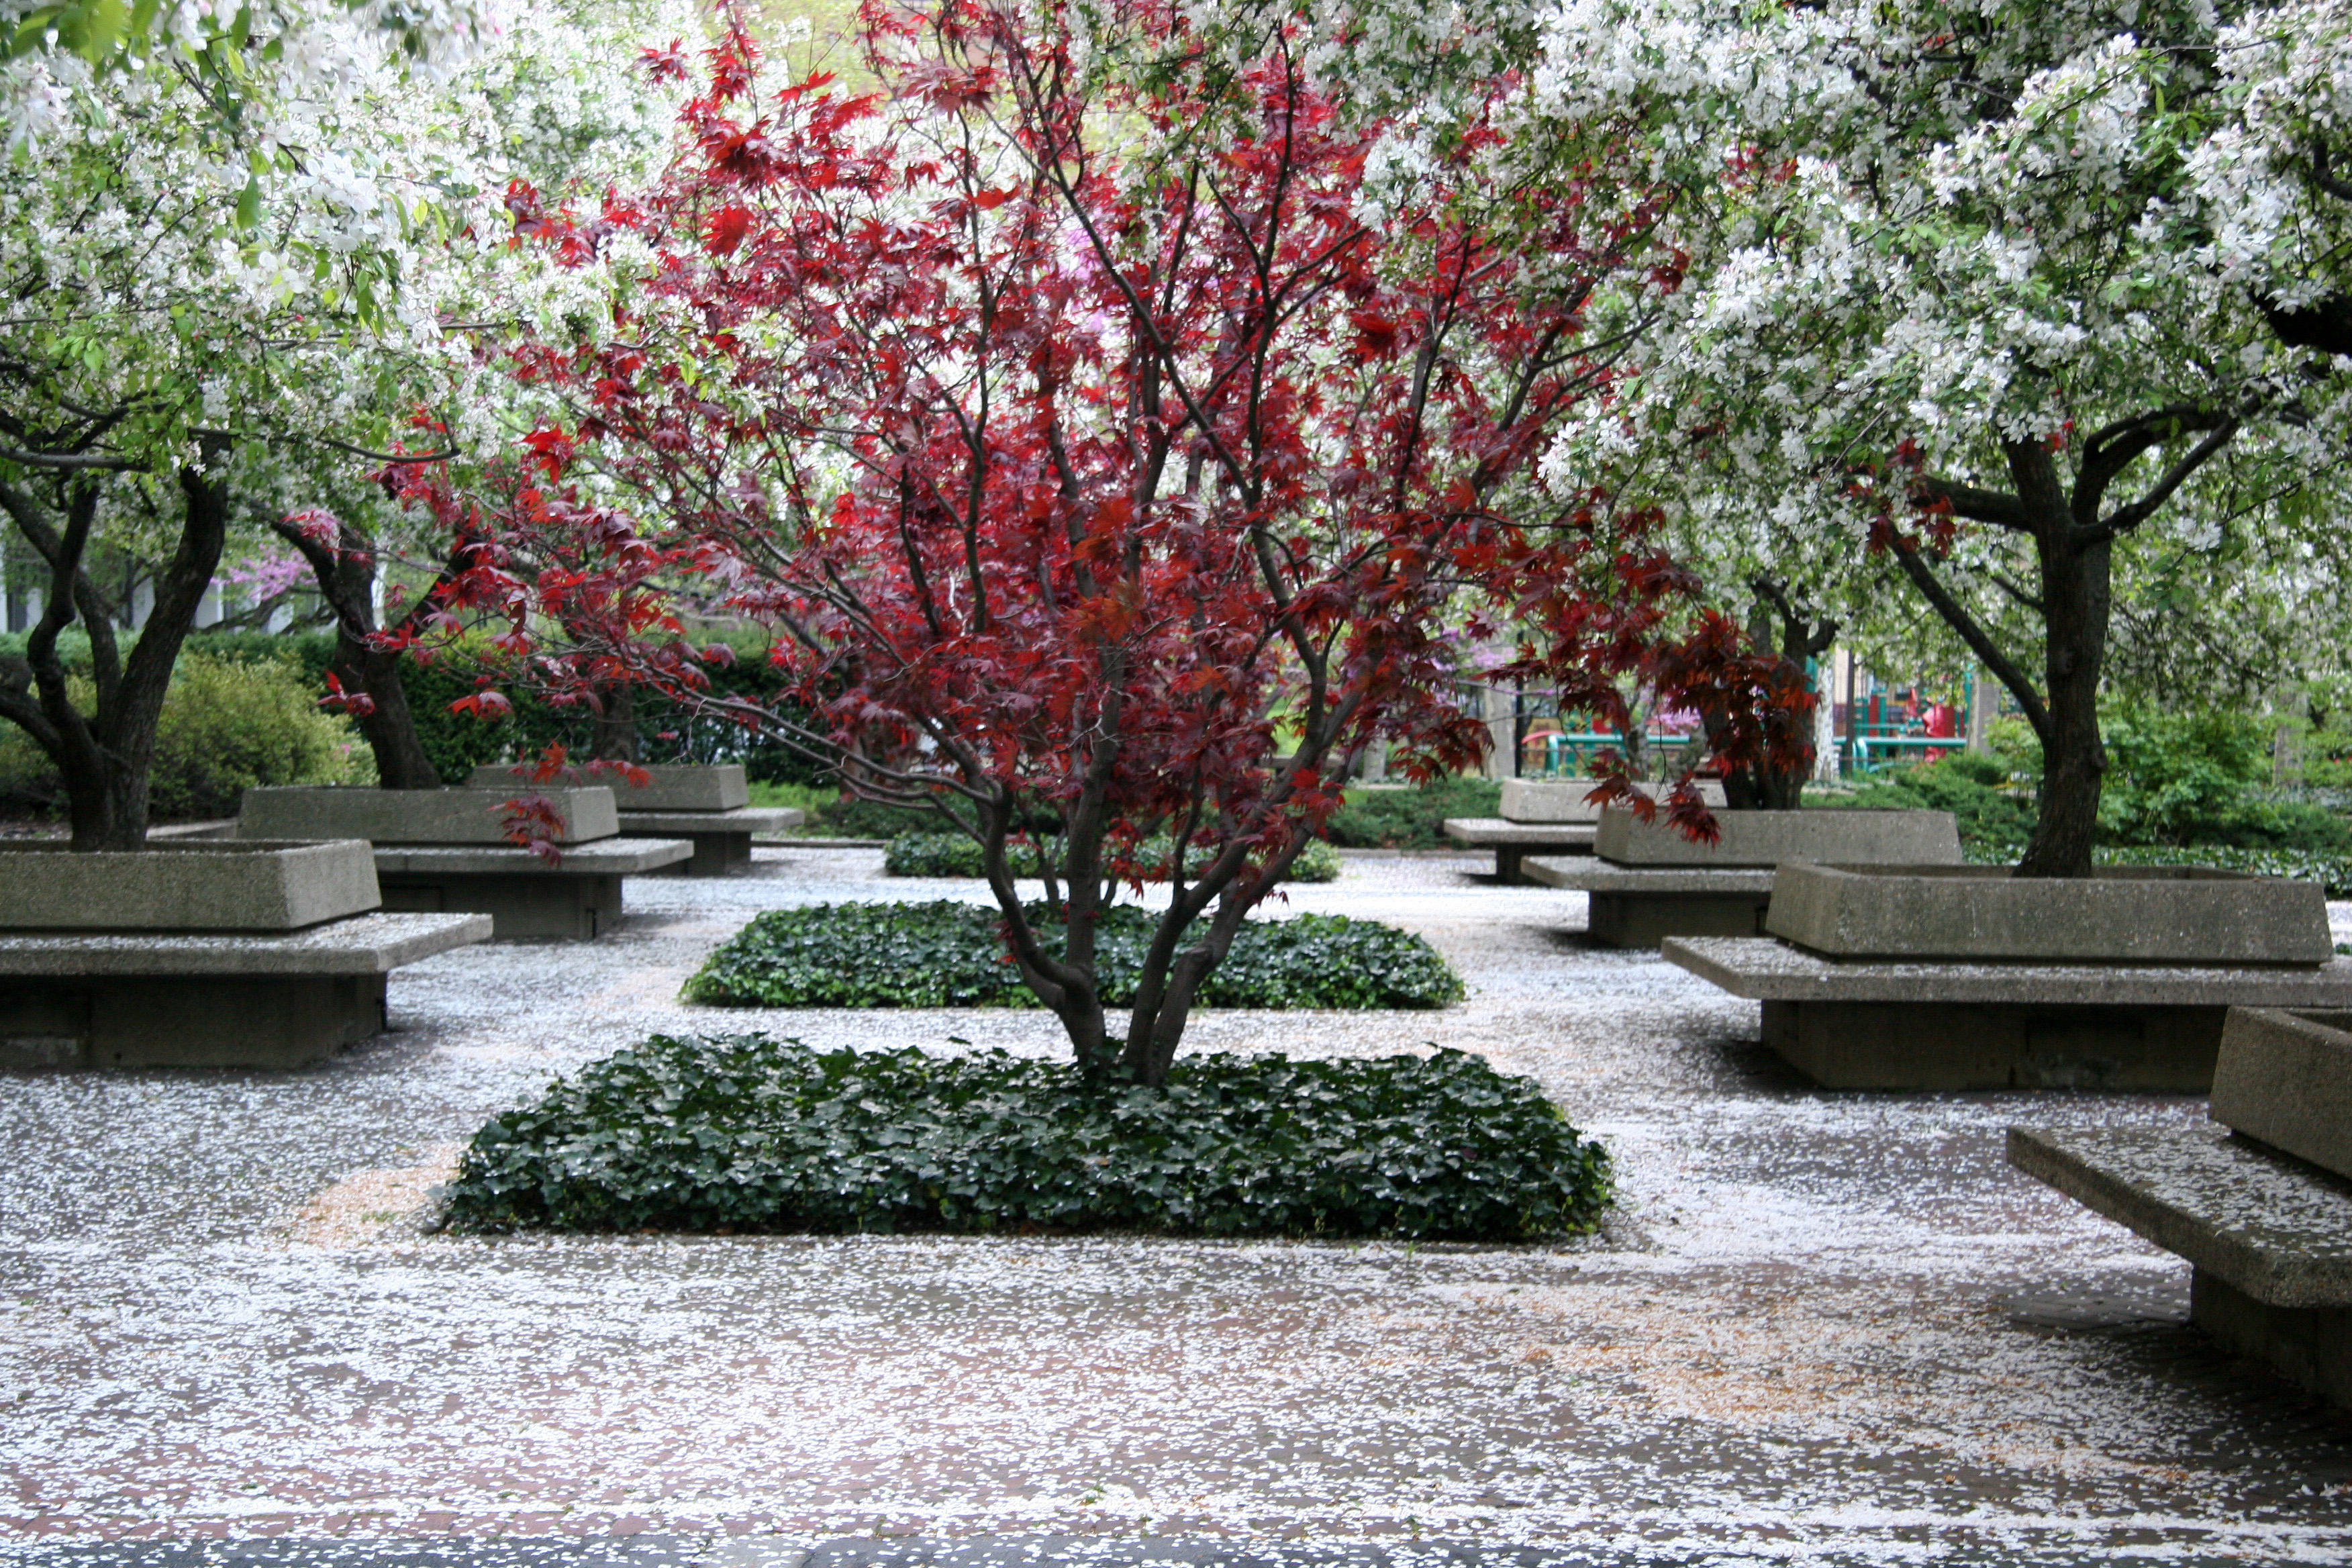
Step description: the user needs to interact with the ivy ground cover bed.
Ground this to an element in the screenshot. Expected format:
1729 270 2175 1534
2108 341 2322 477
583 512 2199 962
441 1035 1610 1240
683 899 1463 1009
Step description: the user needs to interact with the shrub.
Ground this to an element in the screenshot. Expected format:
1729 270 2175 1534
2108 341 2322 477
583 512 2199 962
149 651 373 817
883 831 1343 883
0 648 367 820
683 900 1464 1010
1327 775 1502 848
438 1034 1611 1240
2096 703 2291 849
1820 753 2038 861
2095 844 2352 897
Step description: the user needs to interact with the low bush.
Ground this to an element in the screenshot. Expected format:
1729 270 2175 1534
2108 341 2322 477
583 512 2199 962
883 831 1342 883
438 1034 1610 1240
683 899 1464 1009
1327 775 1502 848
1818 752 2037 861
2095 844 2352 897
0 648 368 820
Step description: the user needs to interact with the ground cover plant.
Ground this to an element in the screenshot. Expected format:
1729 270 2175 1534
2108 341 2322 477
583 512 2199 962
440 1035 1608 1240
685 901 1462 1010
1327 777 1505 849
885 832 1342 883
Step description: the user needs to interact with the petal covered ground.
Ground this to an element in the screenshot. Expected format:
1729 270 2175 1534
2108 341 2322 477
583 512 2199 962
3 849 2350 1564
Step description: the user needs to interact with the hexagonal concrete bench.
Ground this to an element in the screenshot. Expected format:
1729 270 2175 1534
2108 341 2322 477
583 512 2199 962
2011 1006 2352 1408
1665 863 2352 1091
236 787 691 940
466 764 803 877
1525 806 1961 946
0 839 488 1069
1443 780 1724 882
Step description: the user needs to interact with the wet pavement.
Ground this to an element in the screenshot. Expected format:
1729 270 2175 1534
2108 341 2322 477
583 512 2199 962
4 848 2350 1565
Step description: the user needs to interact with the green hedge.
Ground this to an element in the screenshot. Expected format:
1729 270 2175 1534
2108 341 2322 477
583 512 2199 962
2095 844 2352 897
438 1035 1611 1240
683 899 1464 1009
883 831 1342 883
1 628 833 787
1327 776 1502 848
0 647 367 819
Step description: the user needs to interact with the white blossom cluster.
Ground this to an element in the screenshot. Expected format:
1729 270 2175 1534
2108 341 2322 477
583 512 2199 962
1481 0 2352 675
0 0 699 569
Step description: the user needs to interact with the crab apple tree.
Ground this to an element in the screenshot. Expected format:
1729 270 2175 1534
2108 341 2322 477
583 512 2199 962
450 0 1669 1083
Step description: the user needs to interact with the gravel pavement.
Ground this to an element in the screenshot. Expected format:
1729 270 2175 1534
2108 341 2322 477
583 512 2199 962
4 847 2350 1565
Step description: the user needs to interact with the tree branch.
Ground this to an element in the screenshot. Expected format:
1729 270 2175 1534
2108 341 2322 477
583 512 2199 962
1886 534 2050 744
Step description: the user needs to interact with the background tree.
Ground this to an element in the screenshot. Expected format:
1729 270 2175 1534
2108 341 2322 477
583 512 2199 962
454 0 1656 1082
0 0 698 830
1512 0 2352 876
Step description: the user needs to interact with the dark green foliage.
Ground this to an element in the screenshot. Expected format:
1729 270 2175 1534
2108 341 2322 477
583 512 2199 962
64 629 834 786
803 794 963 839
883 831 1342 883
2098 704 2352 853
683 900 1465 1010
1326 776 1503 848
883 832 1055 877
1823 753 2038 861
0 646 363 818
438 1035 1611 1240
2096 844 2352 897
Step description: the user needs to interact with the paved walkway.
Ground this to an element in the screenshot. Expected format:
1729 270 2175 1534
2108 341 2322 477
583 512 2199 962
4 850 2350 1565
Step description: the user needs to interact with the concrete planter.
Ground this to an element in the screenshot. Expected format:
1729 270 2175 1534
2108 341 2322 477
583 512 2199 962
238 785 620 846
464 764 796 875
0 839 378 932
233 785 685 938
1498 778 1725 825
1595 807 1961 868
1764 863 2333 967
0 840 486 1069
2209 1006 2352 1179
467 763 751 813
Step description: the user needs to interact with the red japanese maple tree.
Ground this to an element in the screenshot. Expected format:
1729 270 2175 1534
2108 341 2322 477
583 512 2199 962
448 1 1679 1081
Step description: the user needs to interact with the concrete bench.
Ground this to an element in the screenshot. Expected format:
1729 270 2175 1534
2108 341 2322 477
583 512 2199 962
616 807 804 875
1442 779 1723 882
1441 818 1597 880
1522 807 1961 947
239 787 691 938
1526 860 1775 945
464 765 803 876
1664 935 2352 1091
0 912 490 1069
372 839 693 939
0 839 491 1069
1662 863 2343 1091
2010 1006 2352 1407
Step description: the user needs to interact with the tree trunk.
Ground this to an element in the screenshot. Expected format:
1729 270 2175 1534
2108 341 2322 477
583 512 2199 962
590 683 642 763
2015 524 2109 879
275 513 445 789
339 632 442 789
4 456 232 850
